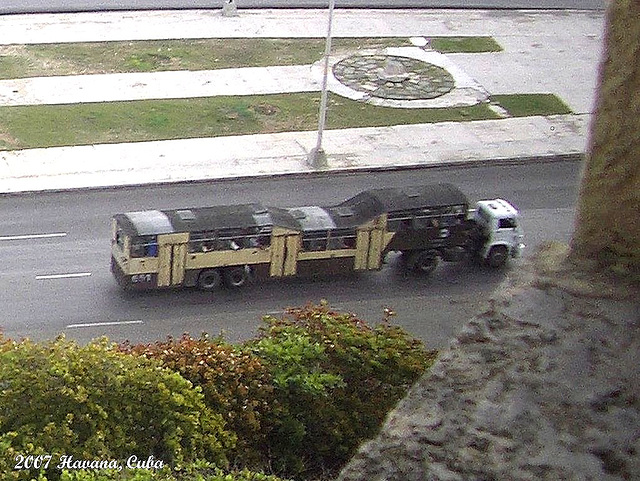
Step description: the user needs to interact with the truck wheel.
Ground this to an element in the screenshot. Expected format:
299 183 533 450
409 250 439 275
223 266 250 288
487 245 508 268
198 269 222 291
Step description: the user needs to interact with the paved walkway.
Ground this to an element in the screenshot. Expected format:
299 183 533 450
0 8 605 193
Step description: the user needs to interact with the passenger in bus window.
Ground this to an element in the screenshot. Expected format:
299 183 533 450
253 233 270 248
344 236 356 248
146 237 158 257
400 218 413 230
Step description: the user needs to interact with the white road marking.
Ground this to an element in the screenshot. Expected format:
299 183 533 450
36 272 92 280
66 320 144 329
0 232 67 241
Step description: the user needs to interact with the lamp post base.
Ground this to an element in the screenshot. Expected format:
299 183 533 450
222 0 238 17
307 147 328 169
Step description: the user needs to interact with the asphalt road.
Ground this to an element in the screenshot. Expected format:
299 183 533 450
0 0 606 14
0 160 581 349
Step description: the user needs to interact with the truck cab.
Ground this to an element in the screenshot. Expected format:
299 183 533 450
472 199 524 267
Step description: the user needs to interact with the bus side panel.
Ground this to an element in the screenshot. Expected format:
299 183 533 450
368 228 384 270
296 257 359 278
157 233 189 287
270 235 286 277
283 235 299 276
354 229 371 270
187 249 270 269
171 244 188 285
157 243 173 287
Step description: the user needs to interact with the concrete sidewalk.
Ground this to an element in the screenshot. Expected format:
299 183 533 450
0 8 604 193
0 115 588 193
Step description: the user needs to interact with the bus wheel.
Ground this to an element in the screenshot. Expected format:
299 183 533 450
487 245 508 268
409 250 439 275
223 266 250 288
198 269 222 291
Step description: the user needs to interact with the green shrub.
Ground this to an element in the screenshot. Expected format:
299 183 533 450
0 336 234 481
2 303 434 480
247 327 345 475
247 303 437 478
119 335 274 468
121 304 435 478
59 464 289 481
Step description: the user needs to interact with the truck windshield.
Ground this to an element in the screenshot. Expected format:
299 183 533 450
498 218 517 229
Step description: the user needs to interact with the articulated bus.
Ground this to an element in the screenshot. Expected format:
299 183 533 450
110 184 523 291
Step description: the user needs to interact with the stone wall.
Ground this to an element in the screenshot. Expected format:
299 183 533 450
337 250 640 481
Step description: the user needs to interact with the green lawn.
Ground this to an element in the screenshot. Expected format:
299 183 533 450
428 36 502 53
0 93 500 150
491 94 573 117
0 37 502 80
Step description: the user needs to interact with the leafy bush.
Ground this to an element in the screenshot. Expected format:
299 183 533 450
247 327 344 475
119 335 274 467
246 303 437 477
59 464 288 481
0 303 435 481
0 336 234 481
120 303 435 479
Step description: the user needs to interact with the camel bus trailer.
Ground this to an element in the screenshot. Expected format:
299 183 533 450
110 184 524 291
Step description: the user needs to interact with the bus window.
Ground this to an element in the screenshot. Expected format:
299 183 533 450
327 229 357 249
202 232 217 252
131 236 158 258
387 212 413 231
245 227 271 248
189 231 217 253
255 230 272 248
218 228 247 250
414 216 435 230
303 231 328 251
115 229 125 250
146 240 158 257
188 232 203 253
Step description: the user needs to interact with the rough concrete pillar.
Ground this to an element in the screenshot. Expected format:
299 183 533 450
570 0 640 281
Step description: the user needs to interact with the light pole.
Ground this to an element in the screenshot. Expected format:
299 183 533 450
307 0 335 168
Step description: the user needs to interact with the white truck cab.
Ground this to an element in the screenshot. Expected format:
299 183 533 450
472 199 525 267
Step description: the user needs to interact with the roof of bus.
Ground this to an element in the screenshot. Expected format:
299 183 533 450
343 184 468 212
338 183 468 218
114 184 469 237
114 203 296 237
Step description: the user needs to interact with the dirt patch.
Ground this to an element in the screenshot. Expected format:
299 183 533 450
0 130 20 149
251 103 280 116
0 44 80 78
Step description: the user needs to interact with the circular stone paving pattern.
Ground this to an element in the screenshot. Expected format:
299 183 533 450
332 54 455 101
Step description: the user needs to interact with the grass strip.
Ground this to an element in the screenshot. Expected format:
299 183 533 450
428 36 502 53
0 37 502 80
491 94 573 117
0 93 499 150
